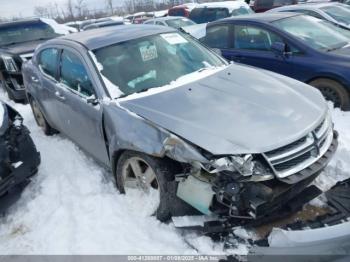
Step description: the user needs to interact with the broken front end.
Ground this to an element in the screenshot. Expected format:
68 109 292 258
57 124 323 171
175 114 338 221
0 102 40 213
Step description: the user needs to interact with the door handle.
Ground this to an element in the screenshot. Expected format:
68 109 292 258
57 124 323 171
55 91 66 100
31 76 39 83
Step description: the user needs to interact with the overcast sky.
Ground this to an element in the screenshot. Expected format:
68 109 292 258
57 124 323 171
0 0 122 18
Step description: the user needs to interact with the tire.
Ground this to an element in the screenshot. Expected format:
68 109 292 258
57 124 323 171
115 151 198 222
309 78 350 110
29 98 58 136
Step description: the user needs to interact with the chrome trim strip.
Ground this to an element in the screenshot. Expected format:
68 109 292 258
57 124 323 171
274 129 333 178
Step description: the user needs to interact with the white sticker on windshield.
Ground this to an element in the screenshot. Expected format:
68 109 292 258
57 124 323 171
139 45 158 62
161 33 188 45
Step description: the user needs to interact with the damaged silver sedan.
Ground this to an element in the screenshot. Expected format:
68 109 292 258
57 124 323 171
22 25 337 222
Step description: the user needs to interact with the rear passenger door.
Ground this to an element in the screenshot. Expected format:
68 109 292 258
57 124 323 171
55 48 109 164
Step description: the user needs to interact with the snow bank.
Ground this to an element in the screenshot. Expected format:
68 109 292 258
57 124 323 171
312 105 350 192
0 90 233 255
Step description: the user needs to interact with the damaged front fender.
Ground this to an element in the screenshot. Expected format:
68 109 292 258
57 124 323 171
103 102 210 166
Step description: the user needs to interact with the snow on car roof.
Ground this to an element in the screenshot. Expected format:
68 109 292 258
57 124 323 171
60 25 175 50
194 1 249 12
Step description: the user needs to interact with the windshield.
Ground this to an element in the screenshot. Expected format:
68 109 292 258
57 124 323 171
190 8 230 23
320 5 350 25
272 15 350 50
0 21 60 46
231 6 254 16
165 18 196 28
93 32 226 97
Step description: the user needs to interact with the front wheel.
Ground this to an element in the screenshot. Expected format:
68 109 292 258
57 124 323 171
115 151 192 222
309 78 350 110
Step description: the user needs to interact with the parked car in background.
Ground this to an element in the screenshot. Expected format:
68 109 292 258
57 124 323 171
125 12 155 24
189 1 254 24
144 16 196 29
0 18 69 102
269 3 350 29
168 3 198 17
194 13 350 109
250 0 298 13
64 21 82 31
79 18 113 31
0 100 40 213
340 0 350 5
83 20 125 30
23 25 337 222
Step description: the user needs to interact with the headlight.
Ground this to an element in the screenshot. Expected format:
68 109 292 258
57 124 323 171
203 155 274 182
1 55 18 72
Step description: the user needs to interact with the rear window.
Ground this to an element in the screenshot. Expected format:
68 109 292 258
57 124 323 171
190 8 229 24
169 8 186 17
256 0 295 8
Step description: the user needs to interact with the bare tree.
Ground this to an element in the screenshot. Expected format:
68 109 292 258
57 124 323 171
105 0 114 15
75 0 87 18
34 6 49 18
66 0 75 19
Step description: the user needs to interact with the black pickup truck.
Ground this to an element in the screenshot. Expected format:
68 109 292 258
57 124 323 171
0 18 65 102
0 100 40 213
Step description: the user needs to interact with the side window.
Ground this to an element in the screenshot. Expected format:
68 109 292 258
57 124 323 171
233 25 283 51
205 25 230 49
60 50 94 97
155 21 164 26
39 48 59 78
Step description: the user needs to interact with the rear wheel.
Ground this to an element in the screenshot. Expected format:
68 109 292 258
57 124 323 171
309 78 350 110
29 98 57 136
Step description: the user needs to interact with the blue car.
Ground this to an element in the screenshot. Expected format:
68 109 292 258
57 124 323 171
195 13 350 110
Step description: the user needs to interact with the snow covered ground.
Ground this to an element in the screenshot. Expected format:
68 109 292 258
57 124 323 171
0 90 349 255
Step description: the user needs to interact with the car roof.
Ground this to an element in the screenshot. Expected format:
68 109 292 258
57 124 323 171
84 20 124 30
194 1 248 11
0 18 42 28
273 2 342 10
147 16 188 22
211 12 301 24
57 24 175 50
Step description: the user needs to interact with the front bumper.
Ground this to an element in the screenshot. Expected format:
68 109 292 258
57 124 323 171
0 125 40 213
247 178 350 260
210 131 338 220
0 72 26 101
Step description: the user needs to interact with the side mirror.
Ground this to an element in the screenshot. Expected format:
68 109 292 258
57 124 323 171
211 48 222 56
86 94 99 106
271 42 287 57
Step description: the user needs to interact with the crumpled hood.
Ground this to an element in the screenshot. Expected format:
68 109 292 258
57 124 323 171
0 39 48 55
119 64 327 155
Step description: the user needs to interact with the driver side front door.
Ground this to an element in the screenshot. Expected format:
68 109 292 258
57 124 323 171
54 48 109 165
227 24 296 77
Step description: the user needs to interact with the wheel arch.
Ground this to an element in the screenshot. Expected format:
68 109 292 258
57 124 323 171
306 74 350 94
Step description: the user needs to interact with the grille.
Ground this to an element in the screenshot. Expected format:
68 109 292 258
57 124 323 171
264 115 332 178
